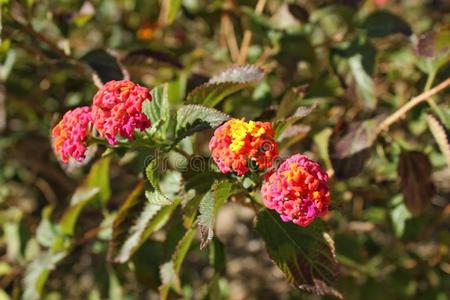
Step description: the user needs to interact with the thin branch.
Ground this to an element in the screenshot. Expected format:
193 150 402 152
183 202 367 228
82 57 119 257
221 13 240 62
376 77 450 134
237 0 266 65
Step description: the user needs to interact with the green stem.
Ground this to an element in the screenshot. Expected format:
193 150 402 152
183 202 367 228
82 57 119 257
424 71 449 126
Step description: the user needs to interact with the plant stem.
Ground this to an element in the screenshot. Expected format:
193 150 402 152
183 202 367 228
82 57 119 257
376 77 450 134
424 70 449 126
237 0 267 65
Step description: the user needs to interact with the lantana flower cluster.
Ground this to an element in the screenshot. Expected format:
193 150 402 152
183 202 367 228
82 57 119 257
209 119 279 176
209 119 331 227
261 154 330 227
52 80 151 162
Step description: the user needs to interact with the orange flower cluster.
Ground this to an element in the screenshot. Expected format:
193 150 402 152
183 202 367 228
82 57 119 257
208 119 278 176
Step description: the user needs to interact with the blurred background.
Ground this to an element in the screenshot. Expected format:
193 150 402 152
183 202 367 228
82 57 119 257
0 0 449 299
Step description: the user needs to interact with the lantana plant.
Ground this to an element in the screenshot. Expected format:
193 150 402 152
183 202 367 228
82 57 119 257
47 65 341 299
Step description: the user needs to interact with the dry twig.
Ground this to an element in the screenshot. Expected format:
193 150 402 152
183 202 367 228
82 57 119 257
376 77 450 134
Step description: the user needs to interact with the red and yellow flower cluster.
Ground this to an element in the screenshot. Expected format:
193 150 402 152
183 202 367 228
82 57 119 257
209 120 330 227
52 80 151 162
209 119 279 176
261 154 330 227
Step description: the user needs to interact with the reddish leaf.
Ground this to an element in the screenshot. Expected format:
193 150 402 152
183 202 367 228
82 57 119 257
398 151 435 215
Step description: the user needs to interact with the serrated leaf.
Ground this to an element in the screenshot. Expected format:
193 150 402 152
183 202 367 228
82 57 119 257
187 65 264 107
174 105 229 144
159 228 196 299
108 181 176 263
145 190 172 206
80 49 128 86
197 181 232 249
23 251 67 300
145 155 172 205
330 118 380 179
143 84 173 139
255 210 342 299
398 151 435 216
361 10 412 37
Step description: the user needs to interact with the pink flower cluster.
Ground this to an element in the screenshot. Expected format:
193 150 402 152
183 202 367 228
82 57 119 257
52 106 92 163
51 80 152 163
261 154 330 227
92 80 151 144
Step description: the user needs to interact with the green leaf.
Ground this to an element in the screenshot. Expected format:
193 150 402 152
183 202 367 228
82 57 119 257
174 105 229 144
390 195 412 237
255 210 342 299
197 181 232 249
187 65 264 107
348 54 376 111
145 155 172 205
85 156 111 204
59 187 99 236
143 84 173 139
160 0 182 25
80 49 128 86
36 206 57 248
23 251 67 300
313 128 333 171
209 237 226 274
274 105 316 139
361 10 412 37
107 266 123 300
108 181 177 263
275 85 308 120
159 228 196 299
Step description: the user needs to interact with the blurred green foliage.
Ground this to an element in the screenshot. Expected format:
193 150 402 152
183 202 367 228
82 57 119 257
0 0 450 299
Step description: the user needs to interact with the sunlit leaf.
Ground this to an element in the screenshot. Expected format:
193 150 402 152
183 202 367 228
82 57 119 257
108 181 177 263
174 105 229 144
59 187 99 236
85 156 111 205
255 210 342 299
187 65 264 107
143 84 174 139
348 54 376 111
160 0 182 25
23 251 67 300
390 195 412 237
197 181 232 249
